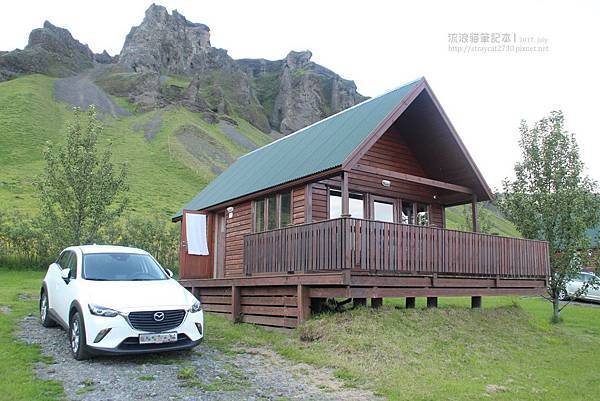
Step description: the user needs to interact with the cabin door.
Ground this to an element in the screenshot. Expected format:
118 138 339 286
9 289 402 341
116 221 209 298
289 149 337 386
179 210 213 279
213 212 226 278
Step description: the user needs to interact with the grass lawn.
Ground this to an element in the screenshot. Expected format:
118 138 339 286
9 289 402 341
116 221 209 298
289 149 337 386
3 268 600 401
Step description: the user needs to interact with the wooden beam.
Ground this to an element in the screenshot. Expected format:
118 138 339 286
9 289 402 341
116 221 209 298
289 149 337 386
341 172 350 217
471 194 479 232
231 285 241 323
297 285 311 323
354 164 473 194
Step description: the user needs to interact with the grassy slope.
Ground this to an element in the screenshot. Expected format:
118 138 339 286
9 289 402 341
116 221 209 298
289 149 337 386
2 269 600 401
445 204 521 237
0 74 272 218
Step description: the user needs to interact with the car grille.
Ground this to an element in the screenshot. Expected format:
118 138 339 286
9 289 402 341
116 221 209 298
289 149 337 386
127 309 186 332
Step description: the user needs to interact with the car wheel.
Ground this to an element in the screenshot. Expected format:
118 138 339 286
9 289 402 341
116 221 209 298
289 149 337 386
558 289 569 301
69 311 90 360
39 291 57 328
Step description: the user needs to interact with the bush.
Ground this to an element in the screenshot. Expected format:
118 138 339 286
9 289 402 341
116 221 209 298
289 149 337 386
0 209 180 272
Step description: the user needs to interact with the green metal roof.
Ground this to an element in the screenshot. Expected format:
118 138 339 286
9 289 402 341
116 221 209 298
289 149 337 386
174 78 422 218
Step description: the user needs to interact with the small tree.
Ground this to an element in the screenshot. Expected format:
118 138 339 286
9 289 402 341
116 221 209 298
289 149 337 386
37 106 128 247
499 111 600 322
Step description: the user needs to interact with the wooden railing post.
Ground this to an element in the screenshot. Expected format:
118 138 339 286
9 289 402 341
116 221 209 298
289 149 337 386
341 172 350 217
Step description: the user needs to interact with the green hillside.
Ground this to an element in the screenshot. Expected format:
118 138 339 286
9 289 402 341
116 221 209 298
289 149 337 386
445 204 521 238
0 74 272 218
0 74 519 237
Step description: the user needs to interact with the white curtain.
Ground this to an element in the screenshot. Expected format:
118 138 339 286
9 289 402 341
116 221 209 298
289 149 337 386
185 214 209 255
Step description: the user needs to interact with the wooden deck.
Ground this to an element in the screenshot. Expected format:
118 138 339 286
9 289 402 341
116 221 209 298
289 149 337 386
244 217 550 277
180 271 548 328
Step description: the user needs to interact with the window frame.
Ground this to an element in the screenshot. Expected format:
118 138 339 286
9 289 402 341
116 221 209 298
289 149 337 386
327 187 366 219
253 190 293 232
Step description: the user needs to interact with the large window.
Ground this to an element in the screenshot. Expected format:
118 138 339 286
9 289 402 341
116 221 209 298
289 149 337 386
373 200 395 223
329 189 364 219
254 190 293 232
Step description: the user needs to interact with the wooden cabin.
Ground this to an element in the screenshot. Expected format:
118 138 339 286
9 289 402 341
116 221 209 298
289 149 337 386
173 77 550 328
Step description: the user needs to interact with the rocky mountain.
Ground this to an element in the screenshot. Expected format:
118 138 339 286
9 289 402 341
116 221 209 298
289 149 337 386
0 21 111 81
0 4 366 135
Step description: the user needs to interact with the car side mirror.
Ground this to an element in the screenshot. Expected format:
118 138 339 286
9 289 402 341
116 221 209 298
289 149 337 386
165 268 174 278
60 268 71 283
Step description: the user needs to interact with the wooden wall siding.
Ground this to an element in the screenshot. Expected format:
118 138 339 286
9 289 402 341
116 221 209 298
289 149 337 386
359 129 428 177
244 218 550 278
430 204 444 228
292 186 306 225
224 202 252 278
194 285 298 328
312 183 328 222
239 286 298 327
393 91 483 198
195 286 232 315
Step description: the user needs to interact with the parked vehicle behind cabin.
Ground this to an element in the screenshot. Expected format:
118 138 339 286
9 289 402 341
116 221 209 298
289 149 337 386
39 245 203 360
560 272 600 302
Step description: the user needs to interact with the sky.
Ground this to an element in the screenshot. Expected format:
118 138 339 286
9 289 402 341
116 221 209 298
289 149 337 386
1 0 598 190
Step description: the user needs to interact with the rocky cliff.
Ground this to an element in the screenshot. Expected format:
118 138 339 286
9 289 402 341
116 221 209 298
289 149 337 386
0 21 110 81
0 4 366 135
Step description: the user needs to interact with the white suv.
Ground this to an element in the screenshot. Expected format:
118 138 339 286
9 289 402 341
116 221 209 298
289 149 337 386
40 245 204 360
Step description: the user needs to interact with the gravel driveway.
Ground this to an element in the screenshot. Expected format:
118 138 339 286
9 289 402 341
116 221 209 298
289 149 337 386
19 315 379 401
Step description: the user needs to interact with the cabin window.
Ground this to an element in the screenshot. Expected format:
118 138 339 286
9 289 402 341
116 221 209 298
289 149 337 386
329 189 364 219
373 200 395 223
280 191 292 227
401 201 429 226
254 190 293 232
254 199 265 231
401 201 414 224
416 203 429 226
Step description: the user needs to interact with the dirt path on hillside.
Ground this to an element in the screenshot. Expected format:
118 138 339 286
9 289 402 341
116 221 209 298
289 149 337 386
54 65 131 118
19 315 379 401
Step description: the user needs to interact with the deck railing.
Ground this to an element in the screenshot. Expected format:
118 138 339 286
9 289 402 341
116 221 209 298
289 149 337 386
243 217 550 278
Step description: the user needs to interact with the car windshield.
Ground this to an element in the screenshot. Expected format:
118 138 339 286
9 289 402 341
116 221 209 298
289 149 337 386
83 253 168 281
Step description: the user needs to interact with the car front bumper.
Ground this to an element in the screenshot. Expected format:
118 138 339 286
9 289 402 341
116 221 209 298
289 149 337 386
82 307 204 355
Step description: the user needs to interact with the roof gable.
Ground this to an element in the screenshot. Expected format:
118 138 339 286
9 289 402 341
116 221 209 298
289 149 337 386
174 78 423 217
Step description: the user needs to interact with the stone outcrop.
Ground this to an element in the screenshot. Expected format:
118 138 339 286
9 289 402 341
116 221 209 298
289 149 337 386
0 21 95 81
239 51 367 134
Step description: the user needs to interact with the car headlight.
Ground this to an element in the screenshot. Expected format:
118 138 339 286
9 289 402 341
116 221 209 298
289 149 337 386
188 300 202 313
88 304 119 317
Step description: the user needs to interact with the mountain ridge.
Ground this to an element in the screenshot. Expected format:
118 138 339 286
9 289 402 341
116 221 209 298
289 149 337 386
0 4 367 135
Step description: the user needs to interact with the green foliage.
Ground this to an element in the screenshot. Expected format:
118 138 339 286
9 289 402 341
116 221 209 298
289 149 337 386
0 210 54 268
99 215 180 272
37 106 129 245
253 72 280 118
498 111 600 320
0 209 180 271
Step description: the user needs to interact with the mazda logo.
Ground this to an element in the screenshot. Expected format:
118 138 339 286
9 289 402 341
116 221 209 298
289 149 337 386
153 312 165 322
